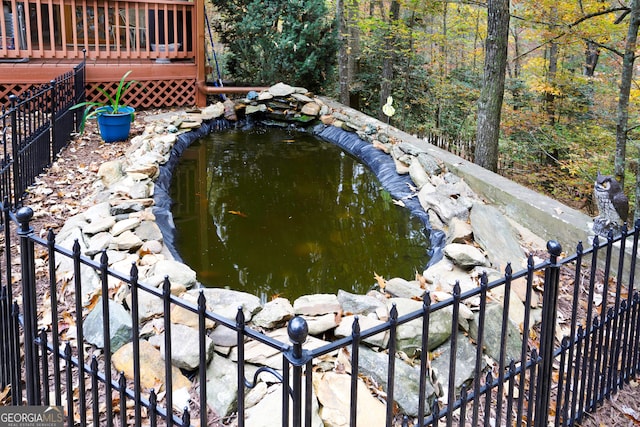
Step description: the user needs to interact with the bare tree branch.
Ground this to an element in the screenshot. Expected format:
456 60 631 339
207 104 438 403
582 38 625 58
511 6 630 62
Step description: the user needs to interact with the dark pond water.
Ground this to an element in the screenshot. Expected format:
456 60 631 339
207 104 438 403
170 127 431 301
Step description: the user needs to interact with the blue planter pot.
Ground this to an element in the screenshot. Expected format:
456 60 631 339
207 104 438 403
96 106 135 143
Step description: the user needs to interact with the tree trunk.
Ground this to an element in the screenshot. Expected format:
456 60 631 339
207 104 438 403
475 0 510 172
337 0 350 105
402 11 416 130
580 40 599 120
473 10 481 72
441 1 448 76
509 24 522 110
636 149 640 222
435 1 449 128
348 0 360 108
584 40 600 76
615 0 640 187
544 40 559 126
378 0 400 122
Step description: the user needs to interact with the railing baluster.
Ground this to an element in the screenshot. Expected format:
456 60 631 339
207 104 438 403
129 264 142 425
446 283 460 426
236 307 246 427
287 316 308 427
349 316 361 427
10 301 21 404
505 361 516 426
118 373 127 427
39 329 49 405
517 255 535 426
64 342 74 427
621 221 640 385
17 206 40 404
304 359 313 427
90 356 100 427
526 349 538 427
0 286 7 390
594 232 615 403
554 336 570 426
584 316 601 415
555 241 582 426
606 224 627 397
496 264 513 427
282 356 290 427
569 325 585 425
162 276 173 425
458 384 468 424
198 291 207 427
418 294 430 423
582 235 600 417
632 293 640 371
472 272 488 427
149 389 158 427
386 305 398 427
534 240 562 427
483 372 492 427
99 251 114 427
71 238 87 423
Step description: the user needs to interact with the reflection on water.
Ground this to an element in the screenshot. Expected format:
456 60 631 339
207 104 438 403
170 127 431 301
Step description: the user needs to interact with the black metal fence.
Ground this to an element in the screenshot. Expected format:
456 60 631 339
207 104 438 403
0 194 639 426
0 60 85 208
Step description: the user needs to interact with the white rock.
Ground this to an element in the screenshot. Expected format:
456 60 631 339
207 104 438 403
269 82 295 97
293 294 341 316
443 243 489 269
313 372 386 427
111 217 142 237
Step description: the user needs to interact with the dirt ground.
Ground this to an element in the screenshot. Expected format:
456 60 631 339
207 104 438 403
18 108 640 426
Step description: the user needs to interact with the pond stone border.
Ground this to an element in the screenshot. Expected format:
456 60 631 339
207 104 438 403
47 83 570 422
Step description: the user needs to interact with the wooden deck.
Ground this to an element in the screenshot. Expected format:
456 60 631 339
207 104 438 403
0 58 195 83
0 0 206 108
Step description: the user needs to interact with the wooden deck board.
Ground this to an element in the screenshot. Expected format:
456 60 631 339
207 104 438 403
0 58 196 84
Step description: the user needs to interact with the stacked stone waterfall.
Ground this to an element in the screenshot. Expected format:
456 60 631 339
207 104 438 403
48 82 546 425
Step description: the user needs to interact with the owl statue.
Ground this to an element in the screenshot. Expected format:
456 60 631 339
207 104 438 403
593 172 629 237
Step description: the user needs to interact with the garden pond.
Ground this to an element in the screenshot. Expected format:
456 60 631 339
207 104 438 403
169 127 432 301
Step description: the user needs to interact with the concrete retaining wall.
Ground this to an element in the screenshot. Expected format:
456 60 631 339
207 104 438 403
321 98 640 285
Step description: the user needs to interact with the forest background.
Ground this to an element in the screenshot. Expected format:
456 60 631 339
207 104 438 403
208 0 640 222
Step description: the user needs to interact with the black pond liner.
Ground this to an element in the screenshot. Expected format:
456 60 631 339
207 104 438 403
153 118 445 280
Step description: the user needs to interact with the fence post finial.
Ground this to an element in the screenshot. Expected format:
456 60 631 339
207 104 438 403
16 205 40 404
288 316 308 360
16 206 33 233
287 316 308 426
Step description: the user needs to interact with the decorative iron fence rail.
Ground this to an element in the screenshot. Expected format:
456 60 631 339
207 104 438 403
0 197 638 426
0 60 85 207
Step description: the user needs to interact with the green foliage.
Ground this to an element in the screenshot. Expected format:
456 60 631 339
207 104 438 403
207 0 640 215
498 120 638 213
210 0 337 92
70 70 136 133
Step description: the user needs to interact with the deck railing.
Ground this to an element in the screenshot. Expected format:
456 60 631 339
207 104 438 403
0 0 195 61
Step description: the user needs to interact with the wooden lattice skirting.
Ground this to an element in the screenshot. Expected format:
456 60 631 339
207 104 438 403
86 79 196 109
